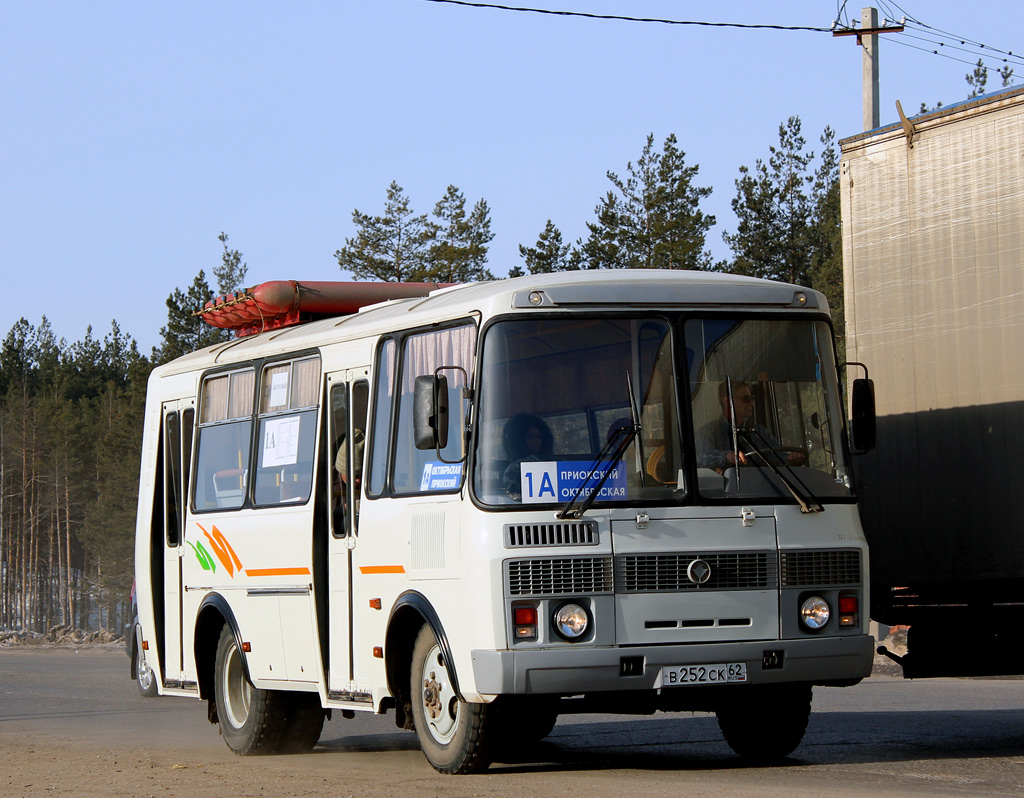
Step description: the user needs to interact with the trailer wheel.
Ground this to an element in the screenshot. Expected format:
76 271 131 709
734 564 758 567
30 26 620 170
214 625 284 755
716 683 812 762
409 624 495 774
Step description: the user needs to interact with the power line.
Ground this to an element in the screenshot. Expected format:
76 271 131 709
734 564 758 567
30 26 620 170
886 35 1008 70
831 3 1021 77
426 0 1021 78
900 20 1019 62
893 28 1024 68
422 0 831 32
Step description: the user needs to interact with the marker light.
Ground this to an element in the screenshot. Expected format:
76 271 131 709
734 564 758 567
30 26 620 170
799 596 831 630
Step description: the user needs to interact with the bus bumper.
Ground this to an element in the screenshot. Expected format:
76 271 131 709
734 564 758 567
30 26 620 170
471 634 874 696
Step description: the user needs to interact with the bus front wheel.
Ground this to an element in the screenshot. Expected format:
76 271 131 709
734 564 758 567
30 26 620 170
716 683 812 762
409 624 495 774
214 625 284 755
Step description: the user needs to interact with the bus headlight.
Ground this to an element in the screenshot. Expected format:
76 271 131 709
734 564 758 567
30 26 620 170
553 603 589 640
799 596 831 630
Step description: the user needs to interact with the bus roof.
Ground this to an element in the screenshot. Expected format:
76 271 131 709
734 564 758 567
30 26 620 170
155 270 824 378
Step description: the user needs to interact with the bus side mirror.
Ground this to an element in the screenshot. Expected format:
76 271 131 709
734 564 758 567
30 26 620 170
413 374 449 451
850 377 876 452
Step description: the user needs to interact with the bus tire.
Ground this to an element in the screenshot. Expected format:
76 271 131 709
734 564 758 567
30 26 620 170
134 626 158 698
495 696 558 746
277 692 325 753
409 624 494 774
716 683 812 762
214 625 284 755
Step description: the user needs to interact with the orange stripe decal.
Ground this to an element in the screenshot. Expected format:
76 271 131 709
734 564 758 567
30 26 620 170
244 567 312 577
359 565 406 575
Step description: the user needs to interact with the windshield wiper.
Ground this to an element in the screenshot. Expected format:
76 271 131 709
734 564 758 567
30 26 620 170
557 373 642 520
737 428 824 514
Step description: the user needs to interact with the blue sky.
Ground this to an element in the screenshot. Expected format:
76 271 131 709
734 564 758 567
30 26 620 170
2 1 1019 353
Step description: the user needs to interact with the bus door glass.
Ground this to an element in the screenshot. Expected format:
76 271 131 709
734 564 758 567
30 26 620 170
326 370 368 698
160 400 193 687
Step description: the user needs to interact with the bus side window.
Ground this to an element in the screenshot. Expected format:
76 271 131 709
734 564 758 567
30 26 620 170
393 325 475 494
253 356 320 507
194 369 255 511
366 339 395 498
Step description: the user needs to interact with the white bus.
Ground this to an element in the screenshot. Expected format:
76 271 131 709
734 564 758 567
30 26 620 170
134 270 875 773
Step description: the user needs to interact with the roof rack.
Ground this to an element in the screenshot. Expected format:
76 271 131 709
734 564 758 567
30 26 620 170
194 280 452 337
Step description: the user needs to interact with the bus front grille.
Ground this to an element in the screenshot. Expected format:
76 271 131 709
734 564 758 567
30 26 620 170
504 521 599 548
506 556 614 596
615 552 777 593
780 549 862 587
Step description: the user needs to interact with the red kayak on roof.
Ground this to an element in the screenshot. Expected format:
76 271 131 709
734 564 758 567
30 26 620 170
195 280 453 337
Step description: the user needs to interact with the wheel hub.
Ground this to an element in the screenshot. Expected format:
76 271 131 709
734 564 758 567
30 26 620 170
419 644 459 742
422 671 443 719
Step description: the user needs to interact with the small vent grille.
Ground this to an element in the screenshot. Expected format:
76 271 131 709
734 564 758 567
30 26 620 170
504 521 598 548
506 556 614 596
780 549 861 587
616 552 777 592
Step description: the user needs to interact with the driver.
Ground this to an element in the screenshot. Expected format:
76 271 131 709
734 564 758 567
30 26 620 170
696 381 806 472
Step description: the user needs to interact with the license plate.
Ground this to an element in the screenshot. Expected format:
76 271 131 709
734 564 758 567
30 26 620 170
660 662 747 686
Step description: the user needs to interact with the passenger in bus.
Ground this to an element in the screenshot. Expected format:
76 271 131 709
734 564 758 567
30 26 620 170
501 413 554 500
333 428 365 527
696 381 805 472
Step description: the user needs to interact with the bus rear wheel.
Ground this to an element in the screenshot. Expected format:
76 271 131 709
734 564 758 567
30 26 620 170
214 625 285 755
716 683 812 762
277 692 325 753
134 626 158 698
409 624 495 774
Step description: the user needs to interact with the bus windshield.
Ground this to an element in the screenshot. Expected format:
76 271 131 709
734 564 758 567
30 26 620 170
474 317 679 506
472 314 852 508
686 317 852 501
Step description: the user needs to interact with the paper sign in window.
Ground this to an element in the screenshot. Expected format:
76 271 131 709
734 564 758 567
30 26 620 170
263 416 301 467
269 372 290 409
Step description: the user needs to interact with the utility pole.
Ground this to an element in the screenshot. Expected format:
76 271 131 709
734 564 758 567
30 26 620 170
861 7 880 131
833 7 904 131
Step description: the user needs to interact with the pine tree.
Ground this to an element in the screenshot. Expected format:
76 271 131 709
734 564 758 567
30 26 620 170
518 220 576 274
580 191 623 270
1 316 148 632
214 232 248 295
966 58 988 99
425 185 495 283
724 116 815 286
335 181 430 282
152 270 228 365
806 127 845 356
580 133 715 270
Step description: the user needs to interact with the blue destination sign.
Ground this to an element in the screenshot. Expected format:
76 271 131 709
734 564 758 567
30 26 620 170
519 460 626 504
420 462 464 491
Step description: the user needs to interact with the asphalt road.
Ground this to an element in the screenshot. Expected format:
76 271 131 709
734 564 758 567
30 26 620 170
1 646 1023 797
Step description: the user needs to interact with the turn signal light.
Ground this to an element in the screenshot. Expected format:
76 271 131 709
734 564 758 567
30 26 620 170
513 606 538 640
839 594 859 627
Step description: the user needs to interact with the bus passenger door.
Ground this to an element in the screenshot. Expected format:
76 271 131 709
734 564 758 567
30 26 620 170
325 371 369 700
159 400 194 689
